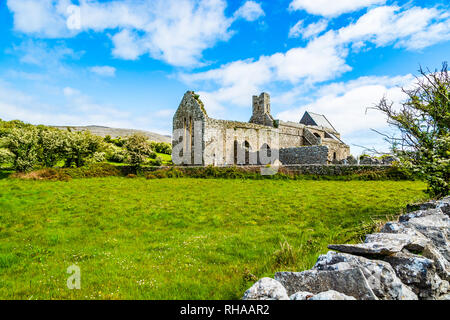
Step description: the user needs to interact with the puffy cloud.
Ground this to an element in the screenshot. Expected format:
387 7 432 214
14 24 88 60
289 0 386 17
276 75 414 135
111 29 143 61
181 31 350 111
234 1 265 21
336 6 450 50
6 0 264 67
289 19 328 39
275 74 416 154
7 0 75 38
182 4 450 116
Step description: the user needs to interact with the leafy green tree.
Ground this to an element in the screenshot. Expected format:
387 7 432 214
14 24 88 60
63 131 105 168
37 128 67 167
1 127 40 172
0 148 14 167
373 63 449 197
124 134 155 168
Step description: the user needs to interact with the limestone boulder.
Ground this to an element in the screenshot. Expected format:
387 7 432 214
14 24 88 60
274 268 378 300
242 277 289 300
399 208 447 223
406 196 450 216
308 290 357 300
383 252 448 299
422 244 450 281
403 213 450 261
364 232 430 252
314 251 417 300
327 241 404 256
289 291 314 300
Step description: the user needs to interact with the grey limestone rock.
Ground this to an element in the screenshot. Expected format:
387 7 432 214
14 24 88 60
274 268 378 300
289 291 314 300
242 277 289 300
383 252 448 299
308 290 357 300
314 251 417 300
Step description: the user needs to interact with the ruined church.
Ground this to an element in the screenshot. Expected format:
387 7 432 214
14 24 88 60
172 91 350 166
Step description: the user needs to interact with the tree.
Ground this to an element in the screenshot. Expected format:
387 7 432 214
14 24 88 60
124 134 155 169
63 131 105 168
1 127 40 172
372 62 449 198
37 128 66 167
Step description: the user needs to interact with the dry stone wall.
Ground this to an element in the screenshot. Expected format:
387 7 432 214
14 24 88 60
279 146 329 165
243 196 450 300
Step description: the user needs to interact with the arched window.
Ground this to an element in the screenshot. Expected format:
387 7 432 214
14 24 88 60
259 143 271 165
333 152 337 160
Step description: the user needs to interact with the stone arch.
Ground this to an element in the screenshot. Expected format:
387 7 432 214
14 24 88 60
259 143 271 165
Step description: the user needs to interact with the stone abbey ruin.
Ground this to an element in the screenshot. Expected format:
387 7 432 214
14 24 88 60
172 91 350 166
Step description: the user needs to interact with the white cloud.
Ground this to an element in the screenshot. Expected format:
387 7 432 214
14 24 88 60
7 0 75 38
289 0 386 17
7 0 264 67
274 74 416 154
182 4 450 116
181 31 350 111
336 6 450 50
289 19 328 39
276 74 414 135
89 66 116 77
234 1 265 21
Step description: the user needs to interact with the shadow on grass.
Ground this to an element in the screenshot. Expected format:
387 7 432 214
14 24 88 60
0 169 13 179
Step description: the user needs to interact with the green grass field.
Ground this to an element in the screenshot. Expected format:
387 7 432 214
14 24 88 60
0 177 427 299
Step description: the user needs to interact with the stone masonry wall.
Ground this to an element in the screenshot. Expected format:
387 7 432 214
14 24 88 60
279 146 329 165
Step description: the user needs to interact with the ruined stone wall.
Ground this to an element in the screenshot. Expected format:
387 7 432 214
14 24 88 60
204 119 277 166
322 139 351 162
278 123 305 148
172 92 207 165
279 146 329 165
173 91 352 166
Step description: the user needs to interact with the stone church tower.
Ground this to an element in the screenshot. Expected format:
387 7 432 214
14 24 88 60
249 93 275 127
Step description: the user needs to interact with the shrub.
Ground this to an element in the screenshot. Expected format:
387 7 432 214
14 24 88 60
0 148 14 167
150 141 172 155
2 127 40 172
12 168 71 181
105 144 128 163
63 131 106 168
147 157 162 166
64 163 122 179
37 128 66 168
124 134 155 169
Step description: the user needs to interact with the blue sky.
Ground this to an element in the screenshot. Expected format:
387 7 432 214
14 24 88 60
0 0 449 155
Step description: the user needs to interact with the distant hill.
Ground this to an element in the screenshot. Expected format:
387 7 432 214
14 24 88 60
53 125 172 143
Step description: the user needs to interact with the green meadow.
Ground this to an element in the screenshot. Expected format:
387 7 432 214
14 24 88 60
0 177 427 299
